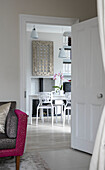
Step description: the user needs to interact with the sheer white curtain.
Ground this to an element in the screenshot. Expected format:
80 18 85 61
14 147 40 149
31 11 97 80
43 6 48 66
89 0 105 170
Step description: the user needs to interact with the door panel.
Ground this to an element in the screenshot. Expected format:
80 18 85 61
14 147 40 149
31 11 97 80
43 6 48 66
90 104 102 141
71 18 105 154
90 26 103 89
76 103 86 138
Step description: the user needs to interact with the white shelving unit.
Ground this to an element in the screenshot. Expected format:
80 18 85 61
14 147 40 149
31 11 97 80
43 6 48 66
62 32 71 78
62 46 71 78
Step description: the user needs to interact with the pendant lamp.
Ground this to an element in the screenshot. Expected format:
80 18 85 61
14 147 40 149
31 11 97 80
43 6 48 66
58 48 66 58
31 26 38 39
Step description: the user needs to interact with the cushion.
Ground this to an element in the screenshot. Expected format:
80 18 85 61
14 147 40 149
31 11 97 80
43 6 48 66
5 110 18 139
0 133 16 149
0 103 11 133
0 101 16 109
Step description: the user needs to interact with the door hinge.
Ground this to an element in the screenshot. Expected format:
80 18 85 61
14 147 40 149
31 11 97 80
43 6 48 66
24 91 26 98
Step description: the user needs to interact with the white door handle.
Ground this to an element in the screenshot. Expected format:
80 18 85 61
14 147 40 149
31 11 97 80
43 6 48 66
97 93 103 98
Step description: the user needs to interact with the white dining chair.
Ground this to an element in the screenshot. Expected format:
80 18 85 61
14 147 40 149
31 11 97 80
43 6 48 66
36 92 54 126
52 91 65 123
63 92 71 126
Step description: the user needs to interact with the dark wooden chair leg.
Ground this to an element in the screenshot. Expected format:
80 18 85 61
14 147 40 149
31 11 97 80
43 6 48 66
16 156 20 170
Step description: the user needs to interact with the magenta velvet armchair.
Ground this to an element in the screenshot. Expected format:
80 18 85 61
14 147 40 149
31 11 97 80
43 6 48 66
0 107 28 170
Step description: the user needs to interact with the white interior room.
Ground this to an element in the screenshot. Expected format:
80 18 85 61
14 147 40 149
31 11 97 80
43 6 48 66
0 1 102 170
25 23 72 119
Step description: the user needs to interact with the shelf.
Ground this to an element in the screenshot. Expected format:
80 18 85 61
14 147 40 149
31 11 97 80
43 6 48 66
31 76 53 79
63 59 71 63
63 45 71 50
63 74 71 77
59 46 71 51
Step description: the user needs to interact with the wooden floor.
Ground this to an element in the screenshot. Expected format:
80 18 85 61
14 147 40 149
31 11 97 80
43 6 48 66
26 117 71 152
26 117 91 170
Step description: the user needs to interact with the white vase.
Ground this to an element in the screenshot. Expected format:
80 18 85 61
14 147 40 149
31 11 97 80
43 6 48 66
60 90 64 95
60 79 63 86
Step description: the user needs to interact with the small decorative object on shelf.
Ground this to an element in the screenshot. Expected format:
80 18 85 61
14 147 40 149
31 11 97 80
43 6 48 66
63 31 71 46
53 72 64 94
68 79 71 83
68 37 71 46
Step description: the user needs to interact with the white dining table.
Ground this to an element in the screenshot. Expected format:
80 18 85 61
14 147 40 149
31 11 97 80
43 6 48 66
28 93 71 124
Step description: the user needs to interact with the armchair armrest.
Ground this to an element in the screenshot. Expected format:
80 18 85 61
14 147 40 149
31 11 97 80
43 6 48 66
14 109 28 156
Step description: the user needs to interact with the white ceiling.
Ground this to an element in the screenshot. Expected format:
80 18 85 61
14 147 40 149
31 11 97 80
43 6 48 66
26 23 71 34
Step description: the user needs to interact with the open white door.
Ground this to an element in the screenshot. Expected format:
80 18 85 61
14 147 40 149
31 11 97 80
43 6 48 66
71 18 105 154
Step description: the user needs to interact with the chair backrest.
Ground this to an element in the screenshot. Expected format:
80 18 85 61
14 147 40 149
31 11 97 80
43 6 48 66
65 92 71 102
38 92 52 105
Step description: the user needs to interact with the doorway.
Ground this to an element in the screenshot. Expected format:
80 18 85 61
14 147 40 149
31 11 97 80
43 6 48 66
26 23 71 119
19 14 79 112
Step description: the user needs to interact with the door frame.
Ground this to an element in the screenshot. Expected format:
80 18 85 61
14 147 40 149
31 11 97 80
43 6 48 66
19 14 79 111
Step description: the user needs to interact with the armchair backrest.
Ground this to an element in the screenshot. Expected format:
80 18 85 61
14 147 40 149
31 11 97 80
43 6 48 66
6 109 18 139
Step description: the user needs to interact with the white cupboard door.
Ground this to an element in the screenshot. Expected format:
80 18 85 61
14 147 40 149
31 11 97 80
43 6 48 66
71 18 105 154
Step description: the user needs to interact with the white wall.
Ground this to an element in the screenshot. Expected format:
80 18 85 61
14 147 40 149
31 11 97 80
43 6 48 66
37 32 64 74
26 31 64 92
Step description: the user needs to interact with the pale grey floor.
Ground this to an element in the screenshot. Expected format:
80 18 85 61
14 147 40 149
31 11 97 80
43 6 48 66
26 117 91 170
40 149 91 170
